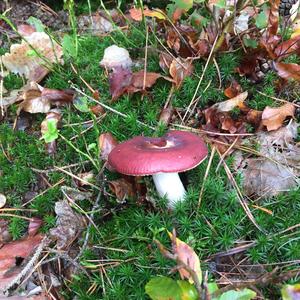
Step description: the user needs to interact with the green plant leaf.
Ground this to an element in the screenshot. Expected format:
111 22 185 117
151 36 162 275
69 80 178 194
62 34 77 58
27 16 45 32
281 284 300 300
218 289 256 300
208 282 219 298
243 37 258 49
255 11 268 29
175 0 193 10
177 281 198 300
73 96 90 112
42 119 59 143
215 0 226 8
145 277 182 300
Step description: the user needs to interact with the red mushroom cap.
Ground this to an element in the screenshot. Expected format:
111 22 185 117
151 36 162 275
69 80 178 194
108 130 208 175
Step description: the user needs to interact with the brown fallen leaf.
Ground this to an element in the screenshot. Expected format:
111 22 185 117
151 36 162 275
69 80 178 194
77 13 113 36
159 107 174 125
0 234 44 291
61 186 93 202
75 171 95 187
213 91 248 112
109 67 132 101
1 32 63 82
261 103 295 131
19 83 74 114
273 62 300 81
169 58 193 88
28 217 43 237
17 24 36 36
130 71 162 89
224 80 242 98
109 178 135 202
129 7 165 21
0 219 12 245
90 104 105 116
159 52 173 73
49 200 86 250
98 132 118 161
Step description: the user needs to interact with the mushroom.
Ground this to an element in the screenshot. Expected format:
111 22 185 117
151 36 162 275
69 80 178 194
108 130 208 208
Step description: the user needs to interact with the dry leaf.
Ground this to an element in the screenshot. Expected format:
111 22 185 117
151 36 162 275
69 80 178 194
224 80 242 98
28 217 43 237
0 219 11 245
130 71 162 89
109 178 135 202
77 13 113 35
273 62 300 81
17 24 36 36
169 231 202 284
159 107 174 125
0 234 44 291
61 186 93 202
169 58 193 88
49 200 86 250
129 7 165 21
159 52 173 73
109 67 132 101
213 91 248 112
90 104 105 116
75 171 94 187
1 32 63 82
98 132 118 161
261 103 295 131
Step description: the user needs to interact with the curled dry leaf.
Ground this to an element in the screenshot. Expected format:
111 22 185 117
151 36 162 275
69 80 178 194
49 200 86 250
0 194 6 209
90 104 105 116
19 83 74 114
168 231 202 284
109 178 135 202
159 52 173 73
159 107 174 125
212 91 248 112
0 219 12 244
273 62 300 81
0 234 44 291
98 132 118 161
77 13 113 36
109 67 132 101
28 217 43 237
61 186 93 202
237 122 300 197
261 103 295 131
169 58 193 88
224 80 242 98
129 7 166 21
75 171 95 187
1 32 63 82
17 24 36 36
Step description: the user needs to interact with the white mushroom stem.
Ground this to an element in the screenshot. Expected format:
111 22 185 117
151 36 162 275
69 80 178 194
152 172 186 208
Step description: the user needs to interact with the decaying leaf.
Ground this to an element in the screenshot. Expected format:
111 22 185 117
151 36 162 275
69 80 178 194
49 200 86 250
75 171 95 187
0 234 44 291
0 219 12 244
169 58 193 88
159 107 174 125
109 67 132 101
129 7 166 21
77 13 113 35
130 71 162 90
1 32 63 82
28 217 43 237
224 80 242 98
237 122 300 197
98 132 118 161
261 103 295 131
273 62 300 81
169 231 202 283
61 186 93 202
19 83 74 114
212 91 248 112
109 178 135 202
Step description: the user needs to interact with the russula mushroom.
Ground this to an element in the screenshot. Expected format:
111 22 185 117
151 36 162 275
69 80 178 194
108 130 208 208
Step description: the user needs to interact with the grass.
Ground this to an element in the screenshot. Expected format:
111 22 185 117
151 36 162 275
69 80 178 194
1 4 300 299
